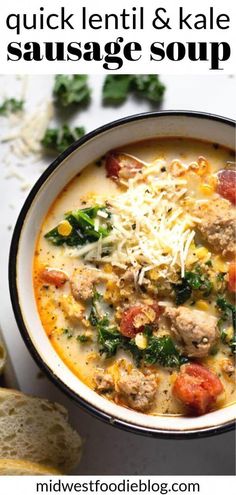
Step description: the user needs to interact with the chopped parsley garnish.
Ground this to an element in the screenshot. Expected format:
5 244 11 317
0 98 24 116
41 125 85 154
45 205 112 247
53 75 91 107
103 75 165 105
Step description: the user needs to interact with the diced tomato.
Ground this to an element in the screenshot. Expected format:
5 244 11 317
228 262 236 292
217 169 236 205
105 152 143 180
120 303 162 338
173 363 224 415
40 268 68 287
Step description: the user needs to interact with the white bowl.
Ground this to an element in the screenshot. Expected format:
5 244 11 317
9 111 236 437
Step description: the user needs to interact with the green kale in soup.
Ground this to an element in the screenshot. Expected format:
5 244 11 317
173 266 212 305
45 206 112 247
216 297 236 354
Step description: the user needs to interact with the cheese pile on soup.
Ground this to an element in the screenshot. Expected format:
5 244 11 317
34 138 236 416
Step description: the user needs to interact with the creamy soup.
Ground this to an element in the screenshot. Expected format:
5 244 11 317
34 138 236 416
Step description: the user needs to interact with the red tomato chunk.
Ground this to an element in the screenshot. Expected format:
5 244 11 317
105 152 143 180
217 169 236 205
41 268 68 287
120 303 162 338
173 363 224 415
228 262 236 292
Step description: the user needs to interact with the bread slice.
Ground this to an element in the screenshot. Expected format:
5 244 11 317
0 388 82 473
0 458 62 475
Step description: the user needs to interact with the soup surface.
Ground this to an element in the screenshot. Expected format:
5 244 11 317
34 138 236 416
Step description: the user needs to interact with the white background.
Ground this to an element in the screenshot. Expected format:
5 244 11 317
0 74 235 475
0 0 235 74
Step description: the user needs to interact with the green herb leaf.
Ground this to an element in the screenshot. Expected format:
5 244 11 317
41 125 85 154
131 75 166 103
89 293 186 367
185 269 212 296
88 291 102 326
97 324 122 358
77 335 90 343
216 297 236 353
45 205 112 247
173 278 192 305
53 75 91 107
62 328 73 339
103 75 133 104
144 335 184 368
0 98 24 116
102 75 165 105
173 267 212 305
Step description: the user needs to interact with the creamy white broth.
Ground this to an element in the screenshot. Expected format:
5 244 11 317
34 138 236 416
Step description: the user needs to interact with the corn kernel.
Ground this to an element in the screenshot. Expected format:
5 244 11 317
195 300 209 312
103 263 113 273
135 333 148 350
170 372 178 384
214 255 228 273
149 268 159 281
57 220 72 236
226 326 233 341
199 183 214 196
195 247 209 260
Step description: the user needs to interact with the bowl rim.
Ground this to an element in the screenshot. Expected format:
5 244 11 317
8 110 236 439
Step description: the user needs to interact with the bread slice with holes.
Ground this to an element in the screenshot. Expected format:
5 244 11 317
0 458 62 475
0 388 82 473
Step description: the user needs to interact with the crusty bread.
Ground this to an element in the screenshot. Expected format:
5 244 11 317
0 341 6 375
0 458 62 475
0 388 82 473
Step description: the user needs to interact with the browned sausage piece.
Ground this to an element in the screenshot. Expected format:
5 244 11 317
193 198 236 257
116 369 158 412
164 306 218 358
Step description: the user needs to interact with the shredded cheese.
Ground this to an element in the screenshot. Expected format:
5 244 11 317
1 101 53 157
67 160 198 283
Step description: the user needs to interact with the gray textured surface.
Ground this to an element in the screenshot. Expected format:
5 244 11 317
0 74 235 475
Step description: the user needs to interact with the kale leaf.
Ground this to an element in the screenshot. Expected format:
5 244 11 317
102 75 165 105
185 269 212 295
97 323 123 358
89 293 186 367
77 335 90 343
173 266 212 305
131 75 166 103
216 297 236 354
0 98 24 115
144 335 187 368
53 75 91 107
41 125 85 154
102 75 133 104
45 205 112 247
173 278 192 305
